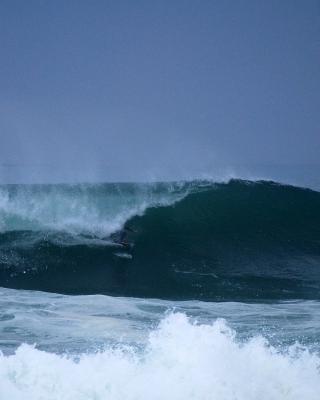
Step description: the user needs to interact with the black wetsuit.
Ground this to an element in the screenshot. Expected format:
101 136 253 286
119 230 128 244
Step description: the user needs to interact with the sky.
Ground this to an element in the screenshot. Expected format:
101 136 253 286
0 0 319 183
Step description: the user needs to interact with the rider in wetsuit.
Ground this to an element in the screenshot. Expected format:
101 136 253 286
118 226 136 247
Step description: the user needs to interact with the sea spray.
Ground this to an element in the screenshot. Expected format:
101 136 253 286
0 313 319 400
0 182 190 236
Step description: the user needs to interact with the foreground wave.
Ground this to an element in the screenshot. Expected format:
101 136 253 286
0 312 319 400
0 180 319 300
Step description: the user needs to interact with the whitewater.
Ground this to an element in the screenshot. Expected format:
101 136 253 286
0 179 319 399
0 288 320 400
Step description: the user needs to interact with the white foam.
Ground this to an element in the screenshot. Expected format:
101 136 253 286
0 313 319 400
0 183 188 237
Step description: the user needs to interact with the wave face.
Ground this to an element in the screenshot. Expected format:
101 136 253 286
0 180 319 300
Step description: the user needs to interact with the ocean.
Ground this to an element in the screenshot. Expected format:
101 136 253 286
0 179 319 399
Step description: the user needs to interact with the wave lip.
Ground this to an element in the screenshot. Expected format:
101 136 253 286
0 182 190 236
0 313 319 400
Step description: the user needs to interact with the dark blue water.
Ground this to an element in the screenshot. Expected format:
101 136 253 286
0 179 319 399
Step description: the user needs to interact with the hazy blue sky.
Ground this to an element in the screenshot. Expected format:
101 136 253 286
0 0 319 182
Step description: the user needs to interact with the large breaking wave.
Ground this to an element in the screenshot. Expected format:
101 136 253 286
0 179 319 300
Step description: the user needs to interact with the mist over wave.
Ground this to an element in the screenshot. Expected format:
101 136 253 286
1 163 320 192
